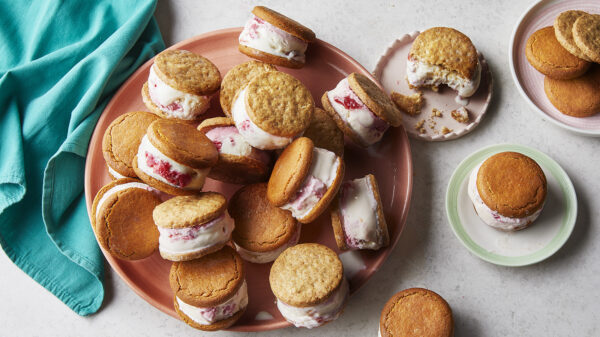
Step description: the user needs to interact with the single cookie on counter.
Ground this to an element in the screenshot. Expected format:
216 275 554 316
231 71 314 150
407 27 481 98
331 174 389 251
526 26 590 79
142 49 221 122
102 111 160 179
554 10 594 62
91 178 160 260
572 13 600 63
544 65 600 117
229 183 300 264
153 193 234 261
238 6 316 68
468 152 547 231
322 73 401 147
133 119 218 195
170 246 247 331
219 60 277 117
267 137 344 224
198 117 272 185
303 107 345 157
269 243 348 328
379 288 453 337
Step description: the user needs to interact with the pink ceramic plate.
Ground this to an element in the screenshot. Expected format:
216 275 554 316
84 28 413 331
374 31 493 141
509 0 600 136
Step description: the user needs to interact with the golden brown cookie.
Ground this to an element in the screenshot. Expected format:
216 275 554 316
544 65 600 117
526 26 591 79
380 288 453 337
391 91 424 116
153 193 227 229
153 49 221 95
477 152 547 219
252 6 316 42
267 137 314 206
219 61 277 117
303 107 345 157
348 73 402 127
554 10 594 61
573 14 600 63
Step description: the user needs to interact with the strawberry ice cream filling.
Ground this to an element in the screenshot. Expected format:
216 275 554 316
157 212 234 255
339 176 384 250
231 87 294 150
137 135 209 190
281 148 340 220
204 126 271 164
148 65 210 120
327 78 389 145
238 15 308 62
406 55 481 98
95 182 154 221
277 277 349 329
234 223 301 264
176 280 248 326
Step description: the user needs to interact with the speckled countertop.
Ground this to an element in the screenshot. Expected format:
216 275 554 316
1 0 599 336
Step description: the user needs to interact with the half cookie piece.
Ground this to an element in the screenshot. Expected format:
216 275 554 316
91 178 160 260
270 243 349 329
229 183 300 263
231 71 314 150
133 119 218 195
238 6 316 68
331 174 389 251
170 246 248 331
322 73 401 147
153 193 234 261
407 27 481 98
198 117 272 185
142 49 221 122
267 137 344 224
219 60 276 117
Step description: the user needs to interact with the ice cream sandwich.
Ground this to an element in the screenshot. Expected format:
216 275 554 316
219 60 277 117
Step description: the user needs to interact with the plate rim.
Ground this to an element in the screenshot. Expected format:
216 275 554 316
445 143 577 267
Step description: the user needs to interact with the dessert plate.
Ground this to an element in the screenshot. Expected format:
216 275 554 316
509 0 600 136
446 144 576 267
374 31 493 141
84 28 413 331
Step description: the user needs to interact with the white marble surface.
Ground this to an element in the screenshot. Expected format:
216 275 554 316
1 0 599 336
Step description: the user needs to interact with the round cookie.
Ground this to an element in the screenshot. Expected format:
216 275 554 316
252 6 316 42
554 11 594 62
153 193 226 229
348 73 402 127
267 137 314 206
544 65 600 117
102 111 160 178
303 107 345 157
476 152 547 219
573 14 600 63
153 49 221 95
379 288 453 337
219 61 277 117
526 26 591 79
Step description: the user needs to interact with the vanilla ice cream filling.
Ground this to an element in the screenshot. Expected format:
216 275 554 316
157 213 234 255
96 182 154 221
467 163 543 231
239 14 308 62
137 135 208 190
176 280 248 325
406 57 481 98
281 148 340 220
234 223 301 264
277 277 349 329
107 165 127 179
327 78 389 145
148 65 210 120
204 125 270 164
232 87 293 150
339 176 383 250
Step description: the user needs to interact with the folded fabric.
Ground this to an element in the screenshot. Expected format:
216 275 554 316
0 0 165 315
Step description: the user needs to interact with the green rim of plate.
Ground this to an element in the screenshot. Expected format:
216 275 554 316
445 144 577 267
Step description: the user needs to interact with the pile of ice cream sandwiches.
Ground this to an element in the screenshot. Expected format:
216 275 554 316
92 5 404 331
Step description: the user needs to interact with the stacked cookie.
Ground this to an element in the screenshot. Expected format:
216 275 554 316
526 10 600 117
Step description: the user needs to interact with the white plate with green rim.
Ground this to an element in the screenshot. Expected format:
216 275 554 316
446 144 577 267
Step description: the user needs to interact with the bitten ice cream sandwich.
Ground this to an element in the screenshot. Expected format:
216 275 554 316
267 137 344 224
133 119 218 195
170 246 248 331
238 6 316 69
153 193 234 261
468 152 547 231
407 27 481 98
270 243 348 328
219 60 276 118
231 71 314 150
142 49 221 122
229 183 300 263
91 178 160 260
331 174 389 251
198 117 272 185
322 73 402 147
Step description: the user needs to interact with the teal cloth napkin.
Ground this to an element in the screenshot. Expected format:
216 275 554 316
0 0 165 315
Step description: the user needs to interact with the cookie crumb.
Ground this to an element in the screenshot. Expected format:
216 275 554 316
441 126 453 134
391 91 424 116
431 108 443 118
414 119 426 134
451 107 470 123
